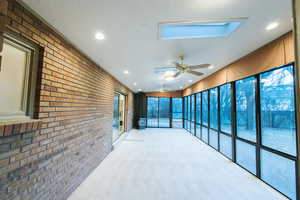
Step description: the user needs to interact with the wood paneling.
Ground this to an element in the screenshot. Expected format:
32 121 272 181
284 33 295 64
227 36 285 82
146 90 182 98
183 32 294 96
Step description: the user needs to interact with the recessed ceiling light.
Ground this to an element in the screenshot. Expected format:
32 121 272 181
189 80 193 83
266 22 279 31
208 65 214 69
124 70 129 74
133 82 137 86
95 32 105 40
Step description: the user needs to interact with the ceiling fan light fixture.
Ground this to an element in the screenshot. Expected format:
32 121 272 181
165 76 175 81
164 71 176 76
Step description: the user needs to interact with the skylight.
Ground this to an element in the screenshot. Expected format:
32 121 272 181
159 19 246 40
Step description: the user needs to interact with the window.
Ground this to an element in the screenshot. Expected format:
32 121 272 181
261 150 296 200
172 98 183 128
209 129 218 149
220 134 232 159
220 84 232 134
159 20 245 40
184 97 188 120
187 96 191 121
236 77 257 142
147 97 159 127
191 95 195 122
202 91 208 126
196 124 201 138
236 140 256 174
260 66 296 156
182 64 298 200
159 98 170 127
202 127 208 143
0 33 39 121
196 93 201 124
209 88 218 129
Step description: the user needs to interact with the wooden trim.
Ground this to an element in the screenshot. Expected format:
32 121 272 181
146 90 183 98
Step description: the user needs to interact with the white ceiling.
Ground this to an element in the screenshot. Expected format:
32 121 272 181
21 0 293 93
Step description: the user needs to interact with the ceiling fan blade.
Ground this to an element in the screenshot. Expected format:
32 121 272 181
173 71 182 78
188 71 204 76
154 67 177 73
188 64 211 70
175 63 185 71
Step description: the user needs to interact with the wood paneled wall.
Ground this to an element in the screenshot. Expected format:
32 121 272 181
183 32 294 96
146 90 183 98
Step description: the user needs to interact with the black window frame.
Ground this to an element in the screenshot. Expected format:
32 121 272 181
183 63 299 200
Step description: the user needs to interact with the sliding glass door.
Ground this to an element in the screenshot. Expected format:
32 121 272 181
112 92 126 142
147 97 171 128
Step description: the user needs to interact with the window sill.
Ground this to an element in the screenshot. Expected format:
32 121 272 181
0 119 42 137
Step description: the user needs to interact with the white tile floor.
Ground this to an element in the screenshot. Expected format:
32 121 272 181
68 128 288 200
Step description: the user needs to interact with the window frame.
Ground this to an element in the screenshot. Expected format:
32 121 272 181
183 63 298 199
0 32 40 122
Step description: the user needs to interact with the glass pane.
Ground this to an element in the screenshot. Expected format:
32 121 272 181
172 98 182 119
172 98 183 128
260 66 296 156
191 95 195 121
210 88 218 129
186 120 191 131
209 129 218 149
184 97 187 119
220 134 232 159
236 77 257 142
147 97 158 127
0 42 29 118
196 93 201 124
202 127 208 143
220 84 232 134
202 91 208 126
112 94 120 142
236 140 256 174
191 122 195 135
196 125 201 138
261 150 296 200
159 98 170 127
187 96 191 121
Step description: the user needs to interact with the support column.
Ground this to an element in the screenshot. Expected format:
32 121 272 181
293 0 300 199
0 0 8 71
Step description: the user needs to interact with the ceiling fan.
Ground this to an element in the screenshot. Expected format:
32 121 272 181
154 56 211 79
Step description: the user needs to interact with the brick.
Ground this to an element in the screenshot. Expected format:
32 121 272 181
0 126 4 137
0 158 9 168
0 0 8 15
4 125 13 136
0 144 10 153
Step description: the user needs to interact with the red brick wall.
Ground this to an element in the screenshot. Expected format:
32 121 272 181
0 1 134 199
